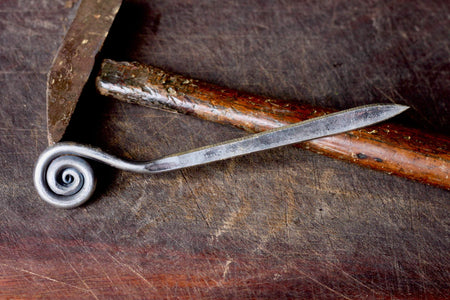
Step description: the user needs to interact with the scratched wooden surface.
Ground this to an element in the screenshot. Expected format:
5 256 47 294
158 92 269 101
1 0 449 299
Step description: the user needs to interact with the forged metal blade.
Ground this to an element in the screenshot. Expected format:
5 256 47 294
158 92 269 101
47 0 122 144
34 104 408 208
145 104 409 172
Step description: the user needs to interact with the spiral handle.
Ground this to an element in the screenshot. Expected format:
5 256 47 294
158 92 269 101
34 147 96 208
34 143 150 208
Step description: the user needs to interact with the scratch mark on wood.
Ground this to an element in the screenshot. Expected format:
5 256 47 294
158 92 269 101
309 246 384 295
40 234 100 299
0 262 90 293
67 261 99 300
180 171 211 228
222 259 233 280
290 261 353 299
108 253 158 292
73 238 116 286
214 209 240 238
213 196 252 239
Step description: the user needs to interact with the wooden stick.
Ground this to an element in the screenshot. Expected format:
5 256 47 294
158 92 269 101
96 59 450 190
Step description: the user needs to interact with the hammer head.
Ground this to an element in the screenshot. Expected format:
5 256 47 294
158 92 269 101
47 0 122 144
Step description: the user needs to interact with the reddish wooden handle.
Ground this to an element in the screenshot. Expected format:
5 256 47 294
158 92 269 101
97 59 450 190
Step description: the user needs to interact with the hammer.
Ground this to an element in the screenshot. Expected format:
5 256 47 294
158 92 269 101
45 0 449 191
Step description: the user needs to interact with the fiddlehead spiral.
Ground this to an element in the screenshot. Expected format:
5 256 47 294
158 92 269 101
34 143 149 208
34 145 96 208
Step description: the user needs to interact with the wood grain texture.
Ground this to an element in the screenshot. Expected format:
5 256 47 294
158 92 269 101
101 0 450 134
1 0 449 299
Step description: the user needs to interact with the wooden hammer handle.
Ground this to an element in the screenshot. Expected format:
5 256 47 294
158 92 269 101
97 59 450 190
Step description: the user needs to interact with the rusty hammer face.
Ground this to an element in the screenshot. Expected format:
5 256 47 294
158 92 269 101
47 0 122 144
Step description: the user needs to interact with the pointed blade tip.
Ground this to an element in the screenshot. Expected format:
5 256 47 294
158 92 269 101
365 103 409 121
384 104 410 118
392 104 410 112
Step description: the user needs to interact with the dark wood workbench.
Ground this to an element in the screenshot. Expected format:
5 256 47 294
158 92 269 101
1 0 449 298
